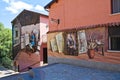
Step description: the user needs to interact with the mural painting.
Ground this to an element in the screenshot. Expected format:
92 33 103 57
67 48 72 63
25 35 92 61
86 29 104 56
50 38 58 52
21 27 40 53
65 32 78 56
55 32 64 53
48 28 105 59
77 30 87 54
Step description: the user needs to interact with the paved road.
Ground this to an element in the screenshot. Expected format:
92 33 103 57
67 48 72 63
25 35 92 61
0 66 17 78
40 63 120 80
0 63 120 80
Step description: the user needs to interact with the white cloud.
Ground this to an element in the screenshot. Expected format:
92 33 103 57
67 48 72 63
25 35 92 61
2 0 15 3
3 0 45 14
2 0 10 3
35 5 44 11
4 0 33 14
6 6 18 14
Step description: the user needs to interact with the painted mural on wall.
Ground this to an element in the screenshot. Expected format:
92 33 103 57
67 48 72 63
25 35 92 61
21 28 40 53
50 38 58 52
86 29 104 54
77 30 87 54
48 28 105 57
86 29 104 44
55 32 64 53
65 32 78 56
49 32 78 56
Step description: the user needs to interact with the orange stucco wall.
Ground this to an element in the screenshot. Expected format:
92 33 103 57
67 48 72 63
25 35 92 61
49 0 120 31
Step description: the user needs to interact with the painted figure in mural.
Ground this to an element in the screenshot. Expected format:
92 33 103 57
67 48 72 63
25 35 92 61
95 39 104 55
50 38 58 52
33 28 39 46
79 39 84 51
55 33 64 53
25 31 36 52
30 31 36 47
67 33 76 55
25 30 39 53
24 31 30 46
78 31 88 54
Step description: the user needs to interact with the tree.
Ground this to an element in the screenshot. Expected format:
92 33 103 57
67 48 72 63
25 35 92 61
0 22 12 69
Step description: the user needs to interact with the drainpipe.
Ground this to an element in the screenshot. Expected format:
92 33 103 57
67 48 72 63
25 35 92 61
11 23 14 60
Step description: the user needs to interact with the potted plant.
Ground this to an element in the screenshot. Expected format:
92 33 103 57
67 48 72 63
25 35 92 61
87 40 97 59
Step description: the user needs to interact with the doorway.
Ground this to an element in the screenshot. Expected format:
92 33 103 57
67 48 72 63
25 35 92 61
43 48 48 63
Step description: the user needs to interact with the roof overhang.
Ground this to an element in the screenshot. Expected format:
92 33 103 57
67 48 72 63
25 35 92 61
47 22 120 33
44 0 58 11
11 9 48 24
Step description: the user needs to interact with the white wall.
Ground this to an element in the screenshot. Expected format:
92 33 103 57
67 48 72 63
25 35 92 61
40 23 49 45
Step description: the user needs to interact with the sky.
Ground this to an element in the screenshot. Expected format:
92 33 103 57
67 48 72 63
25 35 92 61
0 0 51 29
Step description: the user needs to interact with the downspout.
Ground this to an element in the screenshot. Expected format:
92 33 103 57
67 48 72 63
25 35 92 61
11 23 14 60
39 15 43 66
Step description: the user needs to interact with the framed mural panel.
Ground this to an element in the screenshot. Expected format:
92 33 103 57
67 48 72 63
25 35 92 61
64 32 78 56
77 30 87 54
50 38 58 52
55 32 64 53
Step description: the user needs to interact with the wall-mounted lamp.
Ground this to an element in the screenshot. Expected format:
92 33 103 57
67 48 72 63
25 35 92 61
50 18 60 24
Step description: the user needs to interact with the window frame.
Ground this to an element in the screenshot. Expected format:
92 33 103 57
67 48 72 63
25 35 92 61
111 0 120 14
13 26 20 46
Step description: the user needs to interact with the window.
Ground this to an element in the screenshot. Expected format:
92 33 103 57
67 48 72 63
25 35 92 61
15 30 18 38
111 0 120 14
13 27 20 46
14 29 19 38
14 27 19 38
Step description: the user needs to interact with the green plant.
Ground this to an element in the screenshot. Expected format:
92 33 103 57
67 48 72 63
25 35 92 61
2 57 12 69
0 22 12 69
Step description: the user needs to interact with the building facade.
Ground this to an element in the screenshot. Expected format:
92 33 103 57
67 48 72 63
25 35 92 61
11 9 48 71
45 0 120 65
